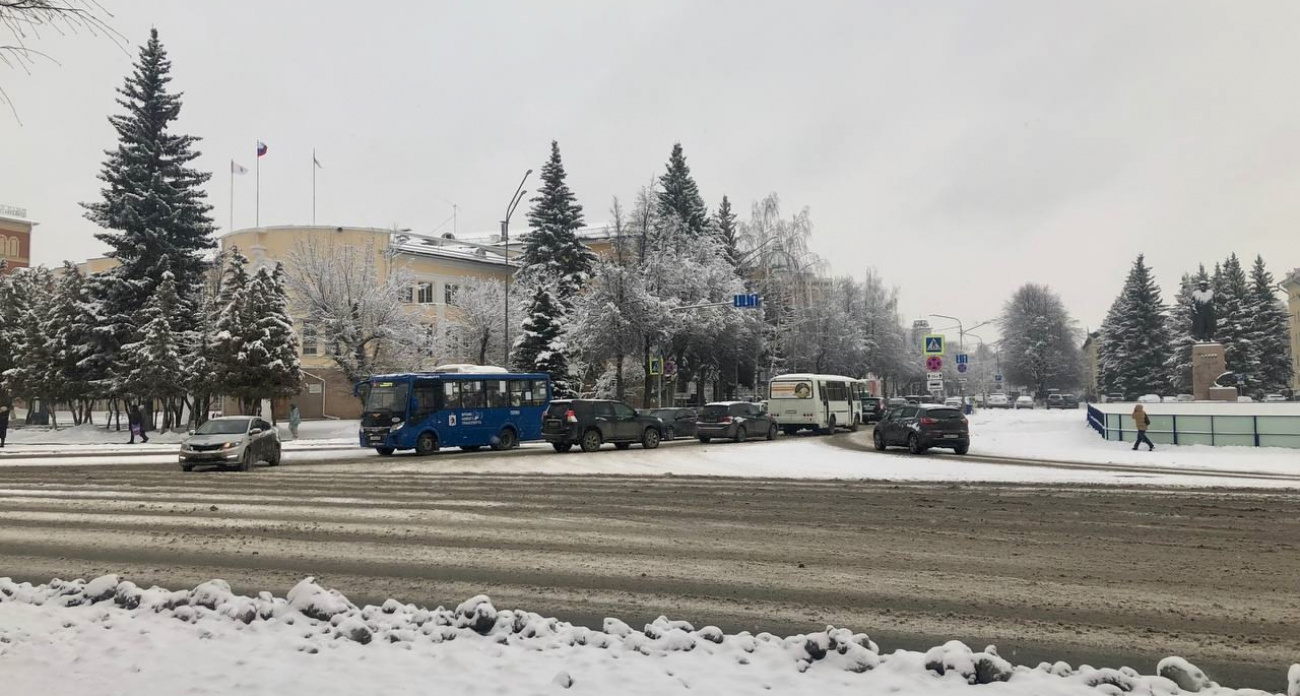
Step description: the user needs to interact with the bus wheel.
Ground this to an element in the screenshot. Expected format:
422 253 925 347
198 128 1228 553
821 416 836 435
375 447 395 456
849 416 859 432
415 432 439 456
491 428 517 451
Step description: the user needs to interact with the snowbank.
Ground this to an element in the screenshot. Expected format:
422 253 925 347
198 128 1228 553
0 575 1294 696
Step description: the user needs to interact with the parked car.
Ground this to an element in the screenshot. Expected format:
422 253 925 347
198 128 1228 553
543 399 664 453
1014 395 1034 410
179 416 281 472
1175 394 1195 402
1138 394 1161 404
873 404 969 455
1106 393 1125 403
986 394 1011 409
1263 394 1286 403
887 397 907 407
696 401 778 443
650 407 697 440
1046 394 1079 409
860 396 885 423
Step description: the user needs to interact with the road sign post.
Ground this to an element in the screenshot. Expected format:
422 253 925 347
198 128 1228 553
732 293 762 309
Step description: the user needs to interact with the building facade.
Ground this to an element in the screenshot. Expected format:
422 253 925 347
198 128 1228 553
0 205 33 271
1282 269 1300 394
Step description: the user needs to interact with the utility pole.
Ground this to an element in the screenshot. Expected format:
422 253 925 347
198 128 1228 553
501 170 532 370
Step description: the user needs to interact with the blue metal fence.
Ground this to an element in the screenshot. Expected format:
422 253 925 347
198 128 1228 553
1086 405 1300 449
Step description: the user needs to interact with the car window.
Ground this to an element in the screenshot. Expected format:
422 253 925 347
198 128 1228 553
595 402 616 418
900 406 919 418
613 403 636 419
729 403 747 416
927 409 964 420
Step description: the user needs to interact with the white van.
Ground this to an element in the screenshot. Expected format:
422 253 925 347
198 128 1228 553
769 374 858 435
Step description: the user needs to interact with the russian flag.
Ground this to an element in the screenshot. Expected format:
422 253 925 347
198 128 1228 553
256 141 268 157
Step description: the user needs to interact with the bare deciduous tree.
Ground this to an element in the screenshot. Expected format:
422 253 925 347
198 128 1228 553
1 0 121 118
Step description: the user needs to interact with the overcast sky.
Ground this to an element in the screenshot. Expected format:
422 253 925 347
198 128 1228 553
3 0 1298 336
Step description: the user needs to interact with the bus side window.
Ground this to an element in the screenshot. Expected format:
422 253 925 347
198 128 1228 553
532 380 549 406
508 380 524 407
486 380 508 408
413 380 438 420
818 382 828 402
463 380 486 409
444 381 463 409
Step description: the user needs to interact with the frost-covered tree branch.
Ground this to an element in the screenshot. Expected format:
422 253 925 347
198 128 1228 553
1 0 122 119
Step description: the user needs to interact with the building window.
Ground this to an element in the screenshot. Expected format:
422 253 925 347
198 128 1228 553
417 282 434 304
400 286 413 304
444 283 459 306
301 322 319 356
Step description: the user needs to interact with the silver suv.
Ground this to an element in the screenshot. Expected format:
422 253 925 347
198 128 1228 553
179 416 282 472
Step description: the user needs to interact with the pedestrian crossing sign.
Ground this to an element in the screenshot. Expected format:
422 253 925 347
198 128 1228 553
923 335 945 355
649 357 663 376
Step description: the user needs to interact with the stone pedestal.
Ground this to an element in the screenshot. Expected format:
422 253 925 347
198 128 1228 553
1191 343 1226 401
1208 386 1238 402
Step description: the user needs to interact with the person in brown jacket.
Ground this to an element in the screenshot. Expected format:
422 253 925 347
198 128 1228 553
1131 403 1154 451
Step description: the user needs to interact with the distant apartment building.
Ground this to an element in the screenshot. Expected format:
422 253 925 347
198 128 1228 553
0 204 33 272
1282 269 1300 394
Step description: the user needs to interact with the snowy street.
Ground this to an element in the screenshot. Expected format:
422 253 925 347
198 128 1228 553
0 424 1297 690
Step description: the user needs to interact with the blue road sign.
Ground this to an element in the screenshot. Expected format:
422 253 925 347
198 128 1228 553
994 374 1004 382
957 363 968 374
733 293 762 308
956 354 969 365
923 335 945 355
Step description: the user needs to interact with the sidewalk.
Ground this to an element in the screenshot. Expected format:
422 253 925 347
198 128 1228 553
0 420 361 460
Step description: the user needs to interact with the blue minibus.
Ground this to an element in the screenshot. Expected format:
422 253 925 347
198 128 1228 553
357 371 552 455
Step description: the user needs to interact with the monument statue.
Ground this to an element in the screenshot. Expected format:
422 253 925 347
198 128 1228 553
1191 280 1216 342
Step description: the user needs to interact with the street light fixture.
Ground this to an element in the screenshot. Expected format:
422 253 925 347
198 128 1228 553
502 169 532 369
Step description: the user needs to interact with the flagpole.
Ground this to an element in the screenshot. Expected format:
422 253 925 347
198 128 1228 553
229 161 234 232
312 148 317 226
255 141 261 228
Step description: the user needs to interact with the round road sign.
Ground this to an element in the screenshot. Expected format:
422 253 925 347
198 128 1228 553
925 355 943 372
957 363 968 374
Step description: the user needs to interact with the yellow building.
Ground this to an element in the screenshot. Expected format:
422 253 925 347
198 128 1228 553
0 204 34 271
1282 269 1300 394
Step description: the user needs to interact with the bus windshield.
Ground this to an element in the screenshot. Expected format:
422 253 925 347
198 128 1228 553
364 381 410 413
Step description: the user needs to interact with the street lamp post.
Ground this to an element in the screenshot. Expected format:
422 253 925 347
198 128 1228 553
929 314 992 398
501 170 532 370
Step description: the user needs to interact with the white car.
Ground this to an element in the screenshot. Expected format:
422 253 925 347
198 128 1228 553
1263 394 1286 403
1014 396 1034 410
1138 394 1161 404
178 416 282 472
987 394 1010 409
944 397 963 408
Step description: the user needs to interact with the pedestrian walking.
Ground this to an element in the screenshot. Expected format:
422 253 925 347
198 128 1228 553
0 405 9 448
127 405 150 445
1131 403 1154 451
288 403 301 440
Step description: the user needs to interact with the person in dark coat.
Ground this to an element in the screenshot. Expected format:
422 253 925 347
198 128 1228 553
127 405 150 444
0 405 9 448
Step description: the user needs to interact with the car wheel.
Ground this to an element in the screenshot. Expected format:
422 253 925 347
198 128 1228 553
698 436 711 444
614 442 632 450
376 447 395 456
642 428 661 450
766 424 778 441
908 434 926 455
460 445 483 452
268 445 282 466
580 429 602 453
732 426 746 443
180 463 194 472
491 428 517 452
873 430 886 451
551 443 572 453
238 448 254 471
664 426 675 441
415 432 438 456
954 443 969 455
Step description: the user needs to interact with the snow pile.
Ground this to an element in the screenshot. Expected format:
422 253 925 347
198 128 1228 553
0 575 1296 696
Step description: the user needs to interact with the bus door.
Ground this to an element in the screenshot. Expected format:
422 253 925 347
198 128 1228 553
456 379 493 444
409 379 439 440
438 380 467 447
818 380 829 426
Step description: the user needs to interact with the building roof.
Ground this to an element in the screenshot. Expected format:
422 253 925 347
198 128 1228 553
0 204 31 226
222 225 512 267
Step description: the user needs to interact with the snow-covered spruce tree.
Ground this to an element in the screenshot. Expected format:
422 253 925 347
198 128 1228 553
261 262 303 409
1163 266 1209 395
211 249 253 412
513 285 574 396
46 263 100 424
2 268 59 426
1214 253 1258 387
656 142 711 238
1098 255 1171 399
997 284 1082 398
117 269 187 430
1248 255 1293 396
81 28 214 353
185 290 219 429
517 140 596 303
714 195 741 271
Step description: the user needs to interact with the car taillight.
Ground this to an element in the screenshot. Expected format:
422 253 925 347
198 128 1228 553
565 409 577 424
962 417 969 426
719 416 732 424
920 417 937 426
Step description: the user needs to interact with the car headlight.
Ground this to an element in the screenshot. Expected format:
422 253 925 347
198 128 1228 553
221 441 238 450
391 422 404 431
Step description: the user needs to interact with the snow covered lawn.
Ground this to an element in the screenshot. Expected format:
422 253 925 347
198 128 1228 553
2 575 1294 696
966 409 1300 477
4 418 360 447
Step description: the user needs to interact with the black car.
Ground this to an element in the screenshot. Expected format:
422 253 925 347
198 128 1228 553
695 402 779 443
873 404 969 455
1046 393 1079 410
543 399 665 453
860 396 885 423
650 408 697 440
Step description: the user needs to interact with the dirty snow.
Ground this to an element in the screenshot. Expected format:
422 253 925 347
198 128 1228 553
0 575 1293 696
